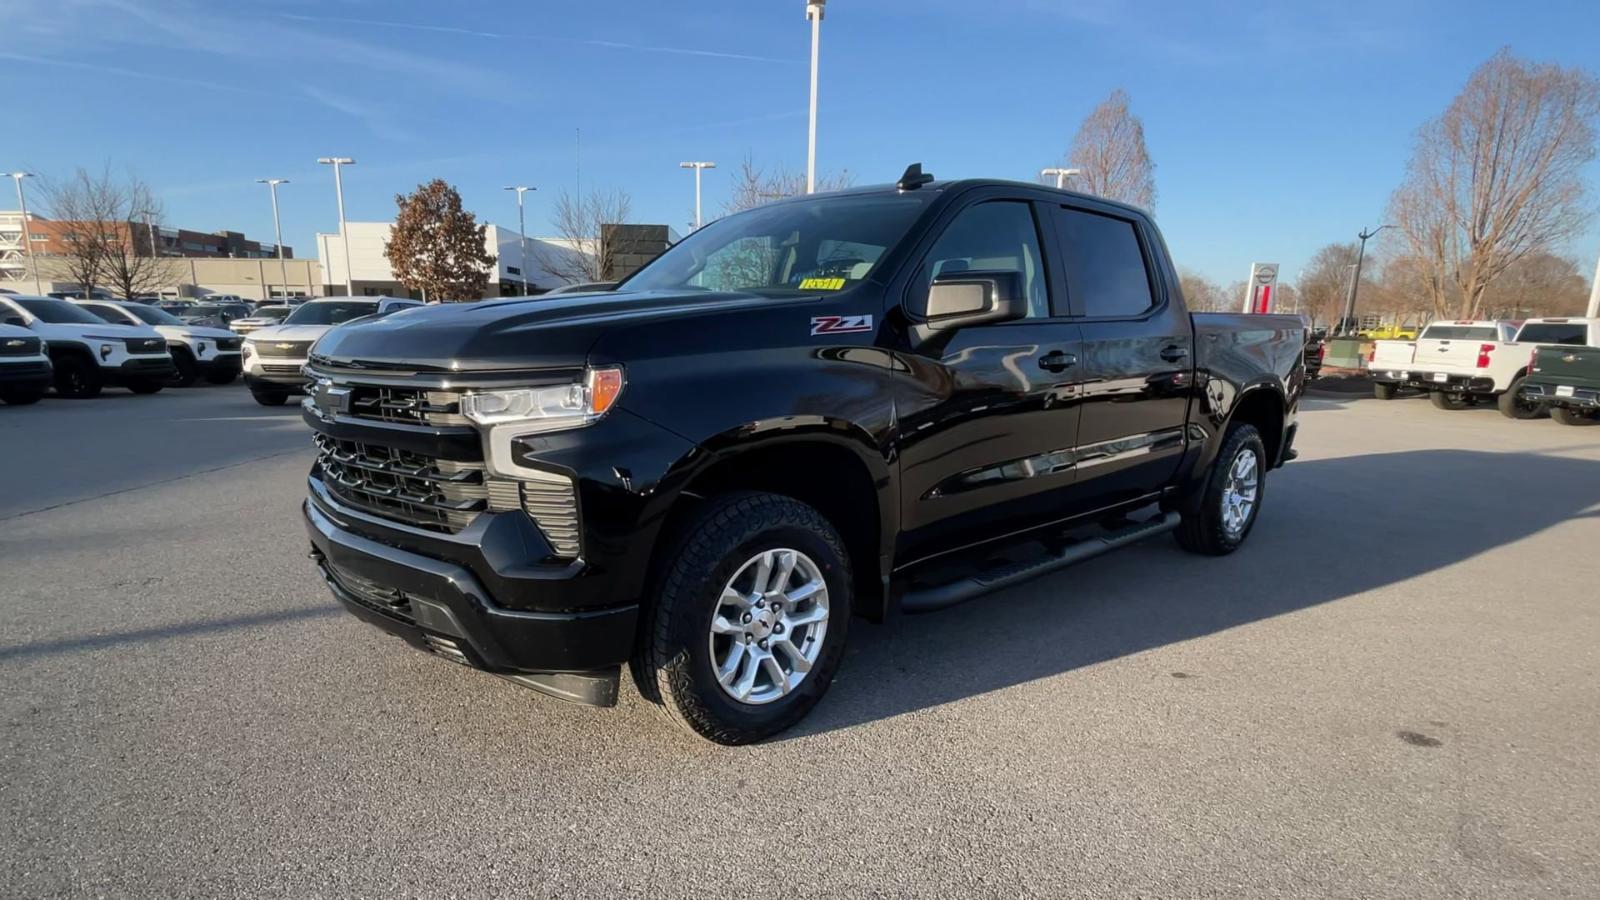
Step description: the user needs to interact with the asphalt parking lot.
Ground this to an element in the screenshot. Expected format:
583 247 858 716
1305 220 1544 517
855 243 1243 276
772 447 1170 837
3 385 1599 898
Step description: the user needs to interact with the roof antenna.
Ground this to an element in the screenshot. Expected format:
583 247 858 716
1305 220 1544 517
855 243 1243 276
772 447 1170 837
897 162 934 191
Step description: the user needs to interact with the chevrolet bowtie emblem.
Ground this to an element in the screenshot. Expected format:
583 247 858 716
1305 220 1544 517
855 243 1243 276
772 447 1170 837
3 340 22 348
1562 354 1580 363
312 381 350 421
276 343 295 350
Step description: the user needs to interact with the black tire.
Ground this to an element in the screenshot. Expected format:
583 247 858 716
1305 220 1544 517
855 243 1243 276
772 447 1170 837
52 355 103 399
126 379 164 395
1496 378 1543 419
1430 391 1470 410
1551 406 1598 426
1175 423 1267 557
1373 382 1397 400
169 349 198 387
0 389 45 406
251 390 289 406
632 491 852 745
204 368 239 385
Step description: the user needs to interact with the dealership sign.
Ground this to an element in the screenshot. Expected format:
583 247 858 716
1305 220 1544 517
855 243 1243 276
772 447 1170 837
1242 263 1279 314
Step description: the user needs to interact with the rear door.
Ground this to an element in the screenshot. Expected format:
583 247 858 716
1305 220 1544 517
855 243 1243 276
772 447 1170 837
1048 201 1192 508
1413 323 1501 371
894 195 1087 562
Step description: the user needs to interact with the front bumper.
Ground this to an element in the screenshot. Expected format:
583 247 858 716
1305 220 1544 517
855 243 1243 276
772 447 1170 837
244 356 311 389
1370 369 1496 393
108 356 176 383
1522 380 1600 409
0 359 53 389
304 489 638 704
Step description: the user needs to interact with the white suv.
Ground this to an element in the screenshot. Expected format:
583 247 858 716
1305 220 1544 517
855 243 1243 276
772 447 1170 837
242 297 422 406
74 300 243 387
0 321 53 405
0 295 174 398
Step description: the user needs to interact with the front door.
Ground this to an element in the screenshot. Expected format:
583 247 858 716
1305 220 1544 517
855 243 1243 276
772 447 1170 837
894 198 1086 563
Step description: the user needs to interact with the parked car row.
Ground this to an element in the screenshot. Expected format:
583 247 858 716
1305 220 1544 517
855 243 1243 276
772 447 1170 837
240 297 423 406
1366 317 1600 424
0 295 182 400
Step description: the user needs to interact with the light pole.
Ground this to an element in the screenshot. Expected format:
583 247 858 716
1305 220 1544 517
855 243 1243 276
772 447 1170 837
1040 167 1081 189
805 0 825 193
503 185 535 296
1587 247 1599 318
8 172 42 294
256 179 290 303
678 161 716 230
1340 224 1391 335
317 157 356 296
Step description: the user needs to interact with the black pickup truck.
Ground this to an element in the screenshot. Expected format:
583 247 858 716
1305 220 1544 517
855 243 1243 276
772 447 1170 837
301 168 1305 744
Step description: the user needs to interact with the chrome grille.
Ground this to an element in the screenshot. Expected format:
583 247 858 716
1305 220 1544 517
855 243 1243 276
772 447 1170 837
347 385 468 427
123 336 166 354
0 336 41 357
258 340 314 358
216 337 242 351
314 433 487 533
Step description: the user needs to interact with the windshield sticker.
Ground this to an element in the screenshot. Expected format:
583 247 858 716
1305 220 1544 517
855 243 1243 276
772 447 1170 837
798 277 847 291
810 314 873 336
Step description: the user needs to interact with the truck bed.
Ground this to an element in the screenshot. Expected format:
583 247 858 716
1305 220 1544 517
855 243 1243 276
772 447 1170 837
1192 313 1307 389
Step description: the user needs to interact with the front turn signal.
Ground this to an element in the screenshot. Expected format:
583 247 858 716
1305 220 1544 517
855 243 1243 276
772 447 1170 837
587 366 624 416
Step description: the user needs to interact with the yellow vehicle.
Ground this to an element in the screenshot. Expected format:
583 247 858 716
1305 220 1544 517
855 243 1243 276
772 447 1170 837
1358 323 1421 340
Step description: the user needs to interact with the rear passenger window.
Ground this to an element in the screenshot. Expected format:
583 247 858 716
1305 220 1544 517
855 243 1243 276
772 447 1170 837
1052 207 1155 319
1515 323 1589 345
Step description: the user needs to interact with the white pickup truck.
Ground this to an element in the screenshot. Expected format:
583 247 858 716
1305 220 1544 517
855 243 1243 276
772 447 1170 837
1368 317 1600 418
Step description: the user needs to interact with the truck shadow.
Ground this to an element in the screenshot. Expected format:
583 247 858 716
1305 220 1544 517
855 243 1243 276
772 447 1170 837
786 448 1600 740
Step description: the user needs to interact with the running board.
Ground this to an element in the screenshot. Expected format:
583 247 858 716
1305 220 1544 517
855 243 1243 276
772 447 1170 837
898 511 1181 614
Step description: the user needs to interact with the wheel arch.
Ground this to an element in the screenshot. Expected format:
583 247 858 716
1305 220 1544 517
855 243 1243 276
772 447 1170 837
652 421 896 623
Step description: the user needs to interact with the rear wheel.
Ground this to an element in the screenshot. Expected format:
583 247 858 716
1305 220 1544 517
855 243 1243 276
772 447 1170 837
1496 378 1543 419
169 349 198 387
1430 391 1470 411
251 389 289 406
1551 406 1598 426
1373 382 1397 400
1175 423 1266 556
632 492 852 745
52 356 103 399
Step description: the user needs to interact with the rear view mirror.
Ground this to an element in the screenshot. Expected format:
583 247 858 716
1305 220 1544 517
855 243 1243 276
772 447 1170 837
911 269 1027 346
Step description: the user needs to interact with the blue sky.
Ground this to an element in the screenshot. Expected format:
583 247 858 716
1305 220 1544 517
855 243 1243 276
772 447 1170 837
4 0 1599 287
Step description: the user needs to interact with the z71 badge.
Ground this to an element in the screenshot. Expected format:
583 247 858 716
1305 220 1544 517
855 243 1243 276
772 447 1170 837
810 314 873 336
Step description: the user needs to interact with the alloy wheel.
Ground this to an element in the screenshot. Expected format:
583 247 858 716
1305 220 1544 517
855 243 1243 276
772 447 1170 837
708 548 830 705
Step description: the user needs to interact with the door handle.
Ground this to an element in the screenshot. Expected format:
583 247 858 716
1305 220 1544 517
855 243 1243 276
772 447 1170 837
1038 350 1077 372
1160 344 1189 362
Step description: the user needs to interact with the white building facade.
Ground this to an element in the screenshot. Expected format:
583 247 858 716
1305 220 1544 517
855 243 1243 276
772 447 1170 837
316 222 588 299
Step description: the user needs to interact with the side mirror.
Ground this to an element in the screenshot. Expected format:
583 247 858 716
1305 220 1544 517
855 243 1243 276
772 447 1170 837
911 269 1027 345
2 315 26 327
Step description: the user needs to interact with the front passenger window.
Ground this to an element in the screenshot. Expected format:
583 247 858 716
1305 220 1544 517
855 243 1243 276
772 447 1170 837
920 201 1048 319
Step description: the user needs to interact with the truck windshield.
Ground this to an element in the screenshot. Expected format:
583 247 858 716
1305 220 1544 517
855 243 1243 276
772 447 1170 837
12 298 109 325
284 302 378 326
1515 322 1590 345
1420 325 1498 340
622 192 932 295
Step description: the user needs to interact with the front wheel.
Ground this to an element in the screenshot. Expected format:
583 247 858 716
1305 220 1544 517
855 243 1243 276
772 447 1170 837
251 390 288 406
1551 406 1598 426
632 492 852 745
126 379 164 395
1175 423 1266 556
170 350 198 387
1373 382 1397 400
1430 391 1471 410
0 389 45 406
52 356 103 399
204 368 239 385
1497 379 1543 419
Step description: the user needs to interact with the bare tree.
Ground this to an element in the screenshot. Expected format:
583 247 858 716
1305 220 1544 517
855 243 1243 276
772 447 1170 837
1177 269 1230 311
1388 49 1600 319
537 188 633 283
1299 242 1368 329
722 156 853 215
1066 89 1157 210
41 165 177 299
1477 251 1590 318
385 179 495 301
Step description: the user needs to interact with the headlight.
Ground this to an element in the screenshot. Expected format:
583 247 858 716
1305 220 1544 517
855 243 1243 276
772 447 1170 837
242 341 254 359
462 366 625 431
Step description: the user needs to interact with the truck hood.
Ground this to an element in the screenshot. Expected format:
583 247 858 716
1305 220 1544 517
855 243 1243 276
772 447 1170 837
309 290 776 373
245 323 338 344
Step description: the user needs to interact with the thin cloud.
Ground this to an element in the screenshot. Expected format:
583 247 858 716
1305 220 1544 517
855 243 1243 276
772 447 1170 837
276 12 805 65
0 51 279 98
299 85 416 143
